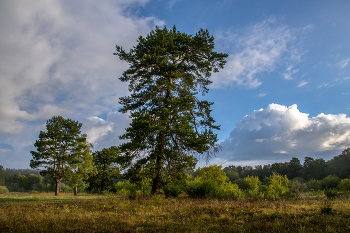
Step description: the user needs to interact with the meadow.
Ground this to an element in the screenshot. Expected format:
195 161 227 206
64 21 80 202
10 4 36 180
1 192 350 232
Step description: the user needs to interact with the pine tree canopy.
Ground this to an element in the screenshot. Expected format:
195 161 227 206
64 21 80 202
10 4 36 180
30 116 89 196
114 25 228 194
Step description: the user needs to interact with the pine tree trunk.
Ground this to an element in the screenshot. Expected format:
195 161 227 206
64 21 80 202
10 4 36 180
152 155 162 195
74 186 78 196
55 181 60 196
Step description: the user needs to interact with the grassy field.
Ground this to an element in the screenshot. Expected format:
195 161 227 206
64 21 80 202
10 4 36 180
1 193 350 232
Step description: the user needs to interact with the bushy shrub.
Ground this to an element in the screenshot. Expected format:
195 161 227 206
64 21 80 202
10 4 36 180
186 165 242 199
0 186 9 194
306 179 322 191
321 175 341 190
162 172 188 198
59 183 73 193
338 178 350 192
238 176 260 198
324 189 339 200
187 180 218 198
163 183 184 198
194 165 228 186
262 173 289 199
289 178 308 198
216 182 242 199
235 179 250 190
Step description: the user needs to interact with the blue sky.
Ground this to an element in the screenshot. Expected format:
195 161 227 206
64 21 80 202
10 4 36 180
1 0 350 168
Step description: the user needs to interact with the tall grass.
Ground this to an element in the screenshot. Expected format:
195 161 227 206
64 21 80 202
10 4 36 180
1 192 350 232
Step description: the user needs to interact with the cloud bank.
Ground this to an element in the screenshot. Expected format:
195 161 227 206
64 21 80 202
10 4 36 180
0 0 162 168
219 103 350 164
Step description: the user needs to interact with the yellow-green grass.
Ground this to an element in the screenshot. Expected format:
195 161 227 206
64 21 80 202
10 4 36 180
1 193 350 232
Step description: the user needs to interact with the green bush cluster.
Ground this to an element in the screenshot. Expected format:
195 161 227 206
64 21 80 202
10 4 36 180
186 165 242 199
0 186 9 194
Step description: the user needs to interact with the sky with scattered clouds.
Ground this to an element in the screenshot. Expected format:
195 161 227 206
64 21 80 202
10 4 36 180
1 0 350 168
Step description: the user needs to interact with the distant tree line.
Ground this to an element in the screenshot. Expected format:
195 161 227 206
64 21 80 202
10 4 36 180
1 147 350 198
223 148 350 183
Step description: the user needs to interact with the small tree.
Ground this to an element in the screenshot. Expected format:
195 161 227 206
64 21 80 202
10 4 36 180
30 116 89 196
264 173 289 199
86 146 124 193
67 137 94 195
114 26 227 194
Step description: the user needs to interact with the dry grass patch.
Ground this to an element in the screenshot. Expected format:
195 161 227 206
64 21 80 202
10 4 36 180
0 193 350 232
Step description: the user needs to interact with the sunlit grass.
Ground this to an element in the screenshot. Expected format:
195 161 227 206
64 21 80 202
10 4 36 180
1 193 350 232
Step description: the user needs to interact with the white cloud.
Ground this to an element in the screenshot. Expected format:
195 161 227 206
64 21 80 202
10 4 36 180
257 93 267 97
219 103 350 163
318 83 329 88
283 65 299 80
0 0 163 168
212 17 301 88
297 81 308 87
338 58 350 68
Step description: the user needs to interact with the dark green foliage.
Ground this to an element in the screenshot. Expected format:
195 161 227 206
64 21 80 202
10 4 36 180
338 178 350 192
4 168 40 176
162 167 188 198
187 180 219 198
327 148 350 179
306 179 322 191
4 172 43 192
223 166 240 182
321 175 341 190
114 25 227 194
86 146 123 193
30 116 89 196
303 157 326 180
235 179 251 190
0 165 4 186
324 189 339 201
270 162 289 177
287 157 303 180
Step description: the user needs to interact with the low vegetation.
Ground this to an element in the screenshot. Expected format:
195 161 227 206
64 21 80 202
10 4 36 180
1 192 350 232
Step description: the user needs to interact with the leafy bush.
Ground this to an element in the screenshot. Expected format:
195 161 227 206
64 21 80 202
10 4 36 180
262 173 289 199
162 172 188 198
321 175 341 190
186 165 242 199
187 180 218 198
306 179 322 191
163 183 184 198
194 165 228 186
238 176 260 198
324 189 339 201
0 186 9 194
59 183 73 193
338 178 350 192
289 178 308 198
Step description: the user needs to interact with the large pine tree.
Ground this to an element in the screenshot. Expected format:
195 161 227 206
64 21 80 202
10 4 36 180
114 26 228 194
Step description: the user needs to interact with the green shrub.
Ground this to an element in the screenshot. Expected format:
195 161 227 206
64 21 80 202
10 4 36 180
306 179 322 191
216 182 242 199
263 173 289 199
239 176 260 198
324 189 339 201
321 175 341 190
163 183 183 198
338 178 350 192
235 179 250 190
0 186 9 194
289 178 308 198
187 180 218 198
194 165 228 186
186 165 242 199
59 183 73 193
